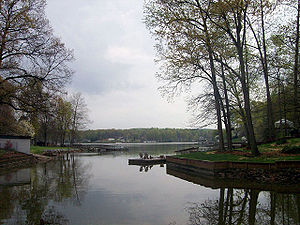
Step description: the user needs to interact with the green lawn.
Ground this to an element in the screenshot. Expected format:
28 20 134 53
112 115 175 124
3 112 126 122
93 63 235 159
176 138 300 163
256 138 300 153
30 146 70 154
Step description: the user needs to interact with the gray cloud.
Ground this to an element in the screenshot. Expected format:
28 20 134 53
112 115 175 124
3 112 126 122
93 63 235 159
46 0 191 129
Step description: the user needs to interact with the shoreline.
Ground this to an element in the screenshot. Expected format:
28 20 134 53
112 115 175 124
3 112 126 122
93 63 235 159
166 156 300 184
0 151 53 175
166 163 300 193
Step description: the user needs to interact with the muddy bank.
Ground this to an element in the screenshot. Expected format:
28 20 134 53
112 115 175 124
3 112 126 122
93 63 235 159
0 151 52 175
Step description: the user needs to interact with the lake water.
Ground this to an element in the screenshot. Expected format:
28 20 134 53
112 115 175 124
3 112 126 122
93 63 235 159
0 144 300 225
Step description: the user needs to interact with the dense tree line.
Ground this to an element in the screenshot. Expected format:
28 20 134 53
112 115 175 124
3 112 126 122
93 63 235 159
79 128 217 143
0 0 89 146
144 0 300 155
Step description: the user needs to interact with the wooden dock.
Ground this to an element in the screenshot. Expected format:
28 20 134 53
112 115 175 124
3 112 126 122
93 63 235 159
128 157 166 166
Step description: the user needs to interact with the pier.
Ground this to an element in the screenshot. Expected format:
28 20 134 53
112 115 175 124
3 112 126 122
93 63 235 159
72 143 128 153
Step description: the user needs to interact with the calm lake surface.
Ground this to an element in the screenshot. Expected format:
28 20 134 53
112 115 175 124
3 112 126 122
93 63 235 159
1 143 300 225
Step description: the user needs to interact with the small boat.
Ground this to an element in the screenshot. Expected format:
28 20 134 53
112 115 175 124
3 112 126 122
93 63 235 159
128 157 166 166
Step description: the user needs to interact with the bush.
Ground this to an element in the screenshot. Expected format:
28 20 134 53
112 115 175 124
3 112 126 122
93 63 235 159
276 139 287 145
281 145 300 154
0 149 5 157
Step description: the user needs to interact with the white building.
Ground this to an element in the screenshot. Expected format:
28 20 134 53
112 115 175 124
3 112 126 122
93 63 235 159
275 119 294 128
0 135 31 154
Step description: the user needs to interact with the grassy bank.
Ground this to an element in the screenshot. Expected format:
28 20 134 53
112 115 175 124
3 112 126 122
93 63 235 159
30 146 70 154
176 138 300 163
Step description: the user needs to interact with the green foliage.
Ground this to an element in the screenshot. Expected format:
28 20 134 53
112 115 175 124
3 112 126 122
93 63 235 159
30 146 70 154
17 120 35 137
177 151 247 162
276 138 288 145
0 0 73 111
281 145 300 154
288 138 300 145
178 138 300 162
0 0 77 144
177 150 300 163
79 128 216 143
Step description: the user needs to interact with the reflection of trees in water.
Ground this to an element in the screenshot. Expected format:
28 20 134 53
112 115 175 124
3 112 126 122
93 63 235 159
0 187 16 222
40 206 69 225
52 155 91 205
266 192 300 225
139 165 153 172
138 164 164 173
185 188 300 225
0 155 91 225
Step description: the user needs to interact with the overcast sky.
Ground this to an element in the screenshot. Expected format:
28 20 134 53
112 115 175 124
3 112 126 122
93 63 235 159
46 0 192 129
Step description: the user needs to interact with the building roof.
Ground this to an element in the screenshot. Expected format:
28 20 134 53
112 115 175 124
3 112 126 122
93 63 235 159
0 135 31 140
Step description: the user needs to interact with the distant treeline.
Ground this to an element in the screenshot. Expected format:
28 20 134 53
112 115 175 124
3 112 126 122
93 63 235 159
78 128 217 143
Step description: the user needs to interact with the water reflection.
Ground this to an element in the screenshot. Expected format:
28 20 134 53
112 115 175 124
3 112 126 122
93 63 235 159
183 189 300 225
167 164 300 225
1 144 300 225
140 165 152 172
138 164 165 173
79 143 196 158
124 143 198 156
0 168 30 186
0 155 91 225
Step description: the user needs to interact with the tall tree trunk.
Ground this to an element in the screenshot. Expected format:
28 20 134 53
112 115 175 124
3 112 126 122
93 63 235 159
43 126 48 146
238 5 259 155
233 80 251 147
218 188 225 225
270 192 277 225
43 115 48 146
283 84 288 136
228 188 234 225
203 13 225 152
296 195 300 224
237 45 259 155
212 69 224 151
237 190 249 225
260 0 275 141
248 190 259 225
294 0 300 130
221 62 233 150
277 71 283 137
224 188 230 224
220 5 259 155
71 102 78 146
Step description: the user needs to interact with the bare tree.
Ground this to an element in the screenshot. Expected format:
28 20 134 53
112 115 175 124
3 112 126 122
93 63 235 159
69 92 90 145
0 0 73 112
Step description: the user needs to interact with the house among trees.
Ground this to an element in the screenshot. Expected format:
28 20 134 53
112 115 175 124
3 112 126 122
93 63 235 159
274 119 294 129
